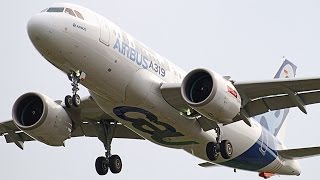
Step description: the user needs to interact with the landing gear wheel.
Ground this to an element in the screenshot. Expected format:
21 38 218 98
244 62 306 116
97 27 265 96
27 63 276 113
72 94 81 107
220 140 233 159
95 156 109 175
206 142 219 161
65 95 73 108
109 155 122 174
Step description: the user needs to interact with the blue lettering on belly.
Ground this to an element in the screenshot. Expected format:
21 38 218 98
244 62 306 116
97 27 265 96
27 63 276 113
113 106 198 146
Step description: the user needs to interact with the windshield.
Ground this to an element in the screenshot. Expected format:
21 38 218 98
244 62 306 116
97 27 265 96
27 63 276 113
47 7 64 12
45 7 85 20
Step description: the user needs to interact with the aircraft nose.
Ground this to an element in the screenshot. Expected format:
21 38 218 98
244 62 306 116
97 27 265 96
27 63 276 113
27 14 53 44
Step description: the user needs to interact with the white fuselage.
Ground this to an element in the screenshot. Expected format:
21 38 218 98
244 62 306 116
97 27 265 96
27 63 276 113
27 3 300 176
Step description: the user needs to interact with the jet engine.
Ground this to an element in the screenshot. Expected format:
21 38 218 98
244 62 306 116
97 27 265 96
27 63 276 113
181 68 241 124
12 92 72 146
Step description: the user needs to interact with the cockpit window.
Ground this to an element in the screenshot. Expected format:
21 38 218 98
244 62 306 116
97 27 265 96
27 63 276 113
74 10 84 20
45 7 85 20
47 7 64 12
65 8 76 17
41 8 48 13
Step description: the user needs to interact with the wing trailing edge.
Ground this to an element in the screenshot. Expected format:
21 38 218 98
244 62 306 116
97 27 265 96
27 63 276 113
278 146 320 159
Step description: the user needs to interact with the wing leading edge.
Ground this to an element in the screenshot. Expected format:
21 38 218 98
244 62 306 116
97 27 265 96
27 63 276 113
0 96 143 149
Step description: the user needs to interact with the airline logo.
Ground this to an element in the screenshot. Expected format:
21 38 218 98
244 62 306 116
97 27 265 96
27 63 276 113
283 69 289 78
227 86 238 98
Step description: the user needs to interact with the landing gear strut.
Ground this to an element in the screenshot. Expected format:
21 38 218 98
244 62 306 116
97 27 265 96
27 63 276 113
95 121 122 175
206 126 233 161
65 70 85 108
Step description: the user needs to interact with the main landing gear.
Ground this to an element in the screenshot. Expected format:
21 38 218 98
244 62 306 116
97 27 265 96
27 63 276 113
206 126 233 161
95 121 122 175
63 70 122 175
65 70 85 108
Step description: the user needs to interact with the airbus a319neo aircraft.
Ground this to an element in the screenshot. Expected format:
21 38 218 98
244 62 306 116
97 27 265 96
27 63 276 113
2 3 320 179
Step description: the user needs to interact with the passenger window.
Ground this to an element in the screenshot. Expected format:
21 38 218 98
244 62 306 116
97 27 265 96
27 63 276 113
47 7 64 12
74 10 84 20
65 8 76 17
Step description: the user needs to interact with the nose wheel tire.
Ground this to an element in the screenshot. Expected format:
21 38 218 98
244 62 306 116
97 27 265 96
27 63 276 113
109 155 122 174
220 140 233 159
72 94 81 107
95 156 109 175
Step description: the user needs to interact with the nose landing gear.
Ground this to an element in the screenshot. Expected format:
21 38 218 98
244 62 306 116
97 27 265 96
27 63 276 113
64 70 85 108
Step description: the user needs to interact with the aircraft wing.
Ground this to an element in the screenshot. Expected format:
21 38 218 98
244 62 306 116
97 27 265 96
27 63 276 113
278 146 320 159
161 77 320 123
234 77 320 117
0 96 143 149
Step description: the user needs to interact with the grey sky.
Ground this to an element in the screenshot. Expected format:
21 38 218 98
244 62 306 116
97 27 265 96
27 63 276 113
1 0 320 179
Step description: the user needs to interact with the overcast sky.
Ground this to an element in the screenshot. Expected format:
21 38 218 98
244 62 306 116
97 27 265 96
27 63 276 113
1 0 320 179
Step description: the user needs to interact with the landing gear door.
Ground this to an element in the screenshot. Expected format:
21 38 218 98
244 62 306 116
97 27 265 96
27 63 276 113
97 16 110 46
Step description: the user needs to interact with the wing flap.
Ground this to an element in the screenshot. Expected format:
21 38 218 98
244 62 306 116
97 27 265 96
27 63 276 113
0 120 29 149
4 132 34 143
245 91 320 117
0 120 20 133
278 146 320 159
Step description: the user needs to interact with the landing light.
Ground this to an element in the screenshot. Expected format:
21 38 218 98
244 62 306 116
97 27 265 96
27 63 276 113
186 108 192 116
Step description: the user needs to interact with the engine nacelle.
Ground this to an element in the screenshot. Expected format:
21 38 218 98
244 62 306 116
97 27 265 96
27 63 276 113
181 68 241 124
12 92 72 146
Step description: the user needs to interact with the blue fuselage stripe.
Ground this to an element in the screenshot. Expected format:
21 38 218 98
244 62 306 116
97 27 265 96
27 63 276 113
221 128 278 171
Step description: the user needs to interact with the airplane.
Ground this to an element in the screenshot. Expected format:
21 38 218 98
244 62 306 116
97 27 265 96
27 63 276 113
1 3 320 179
